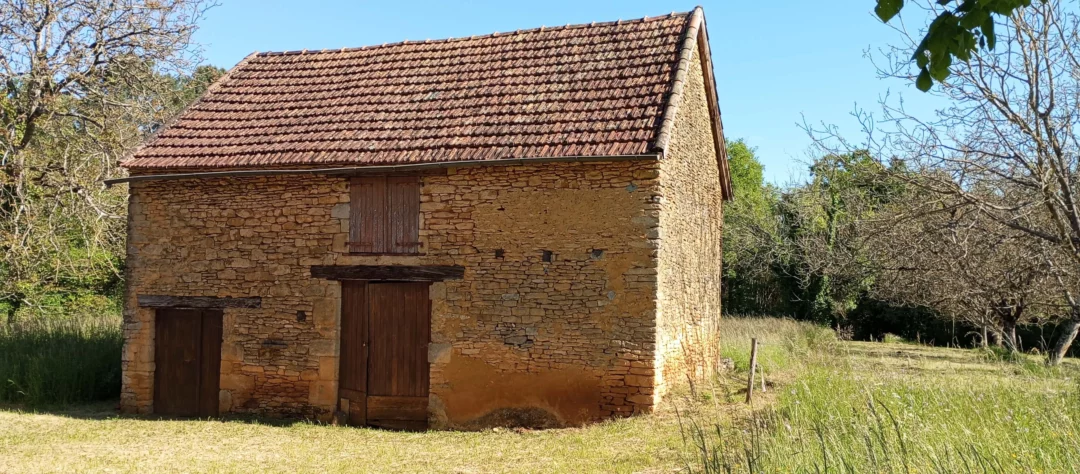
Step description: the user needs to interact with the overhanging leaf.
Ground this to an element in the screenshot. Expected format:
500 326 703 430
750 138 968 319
981 18 996 49
916 69 933 91
876 0 905 22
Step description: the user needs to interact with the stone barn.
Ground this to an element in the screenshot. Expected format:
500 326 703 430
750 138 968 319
113 7 732 430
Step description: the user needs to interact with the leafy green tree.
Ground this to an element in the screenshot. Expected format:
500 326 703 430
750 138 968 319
0 0 216 323
875 0 1036 90
779 152 901 324
0 61 222 324
721 140 786 315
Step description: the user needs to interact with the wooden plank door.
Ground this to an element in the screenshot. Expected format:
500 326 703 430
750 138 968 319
154 308 222 417
338 281 430 430
366 282 430 430
338 281 369 425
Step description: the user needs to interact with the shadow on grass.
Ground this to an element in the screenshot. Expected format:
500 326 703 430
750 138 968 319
0 399 323 428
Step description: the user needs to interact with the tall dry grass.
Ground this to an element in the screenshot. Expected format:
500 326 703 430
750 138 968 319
0 314 123 406
681 316 1080 473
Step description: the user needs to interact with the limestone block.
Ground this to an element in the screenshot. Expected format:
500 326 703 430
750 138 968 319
330 203 350 219
221 342 245 362
318 356 338 381
428 343 452 364
219 390 234 412
312 297 340 331
221 373 255 393
308 380 337 408
309 339 338 357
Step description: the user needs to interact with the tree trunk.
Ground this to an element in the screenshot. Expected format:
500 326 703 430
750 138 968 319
1005 324 1018 352
3 295 20 327
1001 317 1019 353
995 302 1022 354
1048 317 1080 366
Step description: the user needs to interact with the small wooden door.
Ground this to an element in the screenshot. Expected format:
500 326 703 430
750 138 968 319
154 308 223 417
339 281 430 430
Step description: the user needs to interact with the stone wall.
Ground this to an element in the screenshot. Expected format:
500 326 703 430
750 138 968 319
654 46 725 395
121 159 663 427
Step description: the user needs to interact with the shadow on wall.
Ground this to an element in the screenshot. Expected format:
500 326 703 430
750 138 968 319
453 407 563 430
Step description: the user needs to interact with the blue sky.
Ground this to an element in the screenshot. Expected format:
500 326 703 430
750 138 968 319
193 1 943 185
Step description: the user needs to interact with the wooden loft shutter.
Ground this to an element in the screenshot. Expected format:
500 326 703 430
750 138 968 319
350 177 387 253
387 176 420 254
349 176 420 254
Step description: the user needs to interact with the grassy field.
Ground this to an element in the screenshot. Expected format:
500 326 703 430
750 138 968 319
1 317 1077 473
0 315 122 405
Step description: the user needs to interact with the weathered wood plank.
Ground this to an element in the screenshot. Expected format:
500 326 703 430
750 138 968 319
310 265 464 281
198 310 223 417
366 395 428 421
154 309 202 417
367 283 430 398
387 176 421 254
350 176 385 254
137 295 262 309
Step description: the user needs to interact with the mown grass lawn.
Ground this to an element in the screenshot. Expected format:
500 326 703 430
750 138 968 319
0 401 693 473
2 318 1078 473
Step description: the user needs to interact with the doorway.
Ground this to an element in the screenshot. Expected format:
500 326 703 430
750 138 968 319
339 281 430 430
153 308 223 417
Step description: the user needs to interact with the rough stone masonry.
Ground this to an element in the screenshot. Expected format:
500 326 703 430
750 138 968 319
120 44 723 430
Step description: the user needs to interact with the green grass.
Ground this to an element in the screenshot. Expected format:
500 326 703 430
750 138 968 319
1 316 1078 473
686 326 1080 473
0 404 693 473
0 315 123 405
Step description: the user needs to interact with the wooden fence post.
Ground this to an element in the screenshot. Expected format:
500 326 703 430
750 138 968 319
759 363 766 393
746 338 758 403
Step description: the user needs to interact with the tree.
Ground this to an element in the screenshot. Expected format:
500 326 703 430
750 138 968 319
0 0 214 164
853 0 1080 364
869 188 1054 352
721 140 786 314
874 0 1036 90
773 152 902 324
0 0 217 322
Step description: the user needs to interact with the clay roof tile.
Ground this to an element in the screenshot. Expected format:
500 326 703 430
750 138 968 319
123 8 709 170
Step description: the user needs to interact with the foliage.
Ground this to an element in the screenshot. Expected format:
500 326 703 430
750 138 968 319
721 145 903 324
721 141 788 315
875 0 1036 91
847 298 976 345
775 151 901 324
0 314 122 405
0 0 220 324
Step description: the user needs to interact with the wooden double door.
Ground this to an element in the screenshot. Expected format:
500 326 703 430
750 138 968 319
154 308 223 417
339 281 431 430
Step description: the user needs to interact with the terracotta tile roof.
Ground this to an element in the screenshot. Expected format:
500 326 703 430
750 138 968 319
123 8 717 173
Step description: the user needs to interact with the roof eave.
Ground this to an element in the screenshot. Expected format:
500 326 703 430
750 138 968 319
104 153 662 187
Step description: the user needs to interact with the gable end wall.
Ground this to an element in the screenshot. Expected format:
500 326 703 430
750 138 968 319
655 46 725 396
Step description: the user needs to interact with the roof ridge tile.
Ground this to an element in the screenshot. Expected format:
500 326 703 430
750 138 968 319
250 10 692 58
